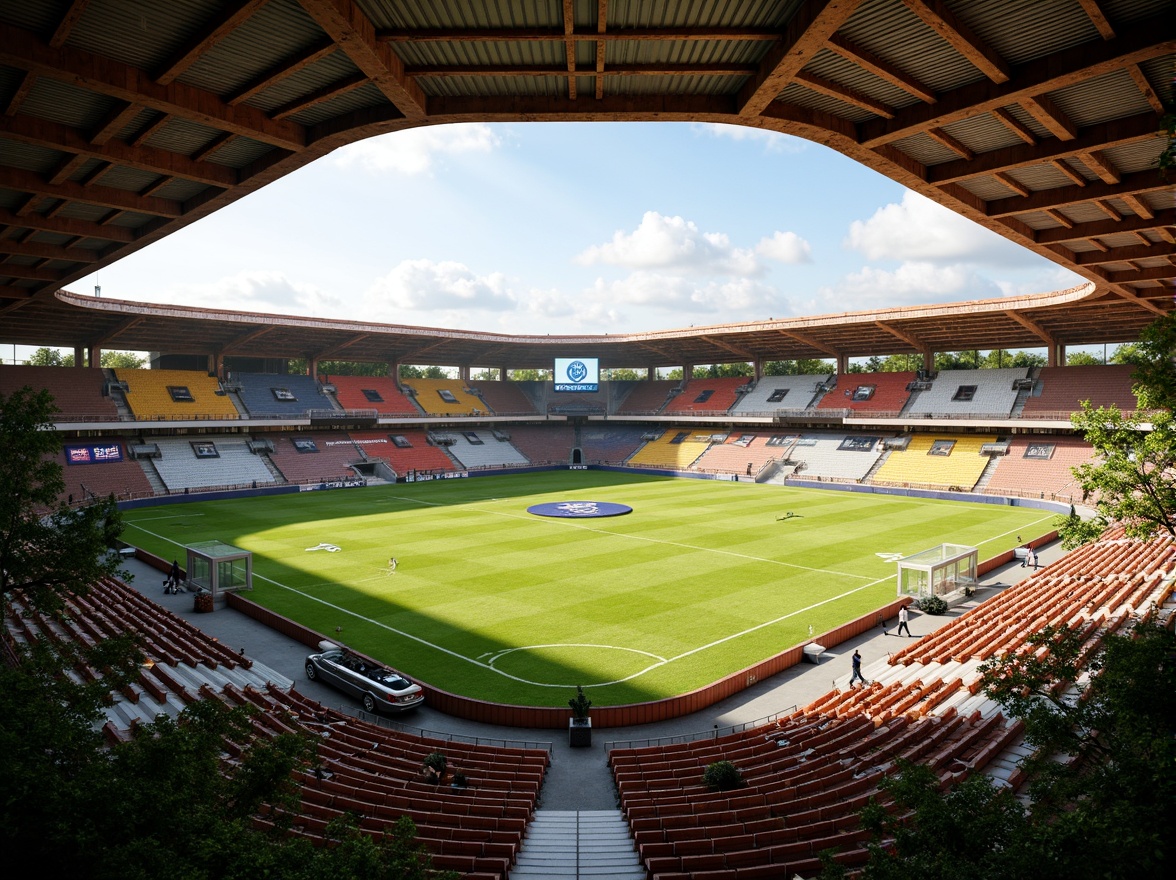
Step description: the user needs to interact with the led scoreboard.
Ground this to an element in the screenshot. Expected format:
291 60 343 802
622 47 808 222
553 357 599 392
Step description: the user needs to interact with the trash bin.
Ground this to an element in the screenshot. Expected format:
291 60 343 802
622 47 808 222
193 590 214 613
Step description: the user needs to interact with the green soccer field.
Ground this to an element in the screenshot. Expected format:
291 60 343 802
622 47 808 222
121 471 1056 707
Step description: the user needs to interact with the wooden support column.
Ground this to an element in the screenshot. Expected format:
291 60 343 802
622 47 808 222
683 364 693 382
208 353 224 377
646 366 655 380
498 366 506 381
459 365 470 382
74 346 85 367
837 353 849 375
753 359 764 381
922 349 935 373
389 361 401 389
307 357 318 379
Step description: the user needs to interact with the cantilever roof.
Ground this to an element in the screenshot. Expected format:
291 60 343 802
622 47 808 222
0 1 1172 361
0 280 1155 369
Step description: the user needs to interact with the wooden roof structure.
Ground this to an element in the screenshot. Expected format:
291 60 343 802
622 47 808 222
0 0 1172 368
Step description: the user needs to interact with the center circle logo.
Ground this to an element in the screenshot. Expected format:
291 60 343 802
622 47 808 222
527 500 633 519
567 360 588 382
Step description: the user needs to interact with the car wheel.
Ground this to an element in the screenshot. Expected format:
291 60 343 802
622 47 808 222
305 662 317 680
362 693 377 713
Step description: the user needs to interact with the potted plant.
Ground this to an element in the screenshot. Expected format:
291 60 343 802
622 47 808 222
450 770 468 792
568 685 592 747
702 760 745 792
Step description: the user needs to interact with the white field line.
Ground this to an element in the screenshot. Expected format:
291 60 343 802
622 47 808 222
122 507 1058 691
123 513 205 522
384 494 876 581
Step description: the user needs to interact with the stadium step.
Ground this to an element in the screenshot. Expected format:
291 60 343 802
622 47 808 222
512 809 644 879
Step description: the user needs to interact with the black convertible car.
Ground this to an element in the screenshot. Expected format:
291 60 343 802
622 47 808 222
304 641 424 714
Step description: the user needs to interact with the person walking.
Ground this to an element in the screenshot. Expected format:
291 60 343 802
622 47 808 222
897 605 912 637
849 650 867 688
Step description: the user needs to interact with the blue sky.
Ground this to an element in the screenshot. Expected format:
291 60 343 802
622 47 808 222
75 121 1083 339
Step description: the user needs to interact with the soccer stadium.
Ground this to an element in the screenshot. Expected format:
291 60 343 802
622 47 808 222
1 2 1173 878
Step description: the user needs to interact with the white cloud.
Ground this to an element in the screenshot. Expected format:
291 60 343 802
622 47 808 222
575 211 759 275
366 259 517 316
333 123 501 175
157 270 340 316
586 272 782 316
815 262 1003 311
756 231 813 264
846 191 1039 266
691 123 807 154
994 266 1086 297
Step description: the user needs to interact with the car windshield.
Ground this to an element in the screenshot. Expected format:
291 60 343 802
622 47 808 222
372 671 411 689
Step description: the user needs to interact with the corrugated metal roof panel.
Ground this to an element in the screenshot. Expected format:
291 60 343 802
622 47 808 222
90 165 158 192
1102 0 1173 25
242 51 361 114
286 83 386 127
0 138 60 175
398 35 566 67
370 0 563 29
182 0 327 96
995 103 1055 143
1058 202 1118 225
934 113 1026 158
207 137 275 169
612 0 796 28
57 202 115 223
777 82 874 124
607 74 745 97
804 48 921 113
107 211 153 228
1139 56 1174 103
1047 69 1152 128
1099 138 1167 176
419 74 565 99
143 116 224 156
889 132 962 166
149 179 208 203
0 0 58 32
841 0 980 94
71 0 211 71
949 0 1099 66
1004 159 1093 190
19 77 114 129
960 176 1019 202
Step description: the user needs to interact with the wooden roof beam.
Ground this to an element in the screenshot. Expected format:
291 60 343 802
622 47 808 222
1020 94 1078 140
0 113 250 187
190 132 235 163
270 73 368 121
155 0 269 86
89 101 142 145
827 34 936 103
49 0 92 48
860 13 1171 148
404 62 759 77
127 113 171 148
873 323 928 355
1125 62 1165 113
6 168 183 219
220 325 276 354
1155 226 1175 245
0 264 65 283
92 315 145 347
990 171 1169 218
737 0 863 117
1070 242 1165 265
1043 208 1074 229
795 71 895 118
993 171 1030 197
900 0 1009 83
1103 284 1168 316
927 127 973 159
562 0 577 100
1103 265 1174 285
226 39 337 106
1076 150 1120 184
4 71 37 116
1076 0 1115 40
296 0 426 120
777 329 839 358
595 0 607 100
990 106 1037 145
47 153 90 187
313 333 373 360
1120 193 1155 220
0 207 136 243
699 336 754 359
1003 310 1056 347
0 21 304 150
1050 158 1087 186
0 238 102 263
1093 199 1122 221
377 26 780 44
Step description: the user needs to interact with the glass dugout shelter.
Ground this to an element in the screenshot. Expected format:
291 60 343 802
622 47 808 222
898 544 977 603
185 540 253 598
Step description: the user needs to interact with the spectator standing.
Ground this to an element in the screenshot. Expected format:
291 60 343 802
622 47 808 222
897 605 912 637
849 650 866 688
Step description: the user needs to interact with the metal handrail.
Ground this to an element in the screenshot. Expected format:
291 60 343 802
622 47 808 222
350 708 554 757
604 707 796 752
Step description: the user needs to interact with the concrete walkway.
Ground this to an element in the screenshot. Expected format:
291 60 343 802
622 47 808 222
120 539 1061 811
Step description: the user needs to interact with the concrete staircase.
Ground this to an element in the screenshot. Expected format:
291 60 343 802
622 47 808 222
511 809 643 879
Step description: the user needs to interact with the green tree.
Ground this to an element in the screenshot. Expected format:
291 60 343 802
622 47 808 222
979 349 1046 369
693 362 753 378
28 347 73 367
99 351 147 369
1061 403 1176 545
398 365 450 379
508 368 552 381
290 358 387 377
0 387 124 611
762 358 834 375
1128 311 1176 412
1065 350 1104 366
603 368 643 381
